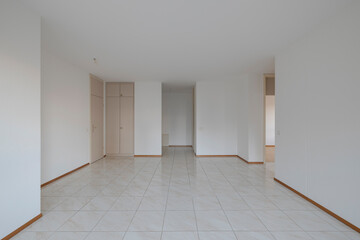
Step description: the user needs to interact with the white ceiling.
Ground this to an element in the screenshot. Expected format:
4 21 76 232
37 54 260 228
19 0 353 83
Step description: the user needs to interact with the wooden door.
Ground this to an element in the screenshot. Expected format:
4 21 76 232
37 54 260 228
106 95 120 154
90 75 104 162
105 82 134 156
119 96 134 154
120 83 134 97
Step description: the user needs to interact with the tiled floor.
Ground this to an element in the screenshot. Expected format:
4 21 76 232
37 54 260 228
15 147 359 240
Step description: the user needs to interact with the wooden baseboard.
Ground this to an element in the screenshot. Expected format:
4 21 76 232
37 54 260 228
169 145 192 147
2 213 42 240
236 155 264 164
274 178 360 233
195 155 264 164
134 155 162 157
266 145 275 147
196 155 237 157
41 163 89 188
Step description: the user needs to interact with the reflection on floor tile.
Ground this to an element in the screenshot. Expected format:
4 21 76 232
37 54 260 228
13 147 359 239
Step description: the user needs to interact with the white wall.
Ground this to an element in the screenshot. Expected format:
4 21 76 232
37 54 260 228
237 78 249 160
196 81 238 155
162 92 193 146
276 1 360 228
265 96 275 145
0 1 41 238
247 74 264 162
134 82 162 155
193 87 197 153
195 78 264 159
236 74 264 162
162 91 169 146
41 49 90 184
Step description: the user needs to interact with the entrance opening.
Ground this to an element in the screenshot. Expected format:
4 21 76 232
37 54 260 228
162 83 195 151
264 74 275 162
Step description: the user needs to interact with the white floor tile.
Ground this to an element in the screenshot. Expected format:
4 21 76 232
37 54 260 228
307 231 351 240
111 196 142 210
14 147 353 240
27 211 75 231
235 231 275 240
198 231 237 240
128 211 165 231
13 231 53 240
48 232 88 240
58 211 105 231
284 210 337 231
225 210 267 231
81 196 117 211
163 211 197 231
254 210 301 231
85 232 126 240
93 211 135 231
271 232 312 240
161 232 198 240
193 196 222 210
123 232 161 240
53 197 91 211
195 211 232 231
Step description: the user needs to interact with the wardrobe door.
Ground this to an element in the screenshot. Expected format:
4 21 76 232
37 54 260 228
120 83 134 97
106 82 120 96
119 96 134 154
90 76 104 162
106 82 120 155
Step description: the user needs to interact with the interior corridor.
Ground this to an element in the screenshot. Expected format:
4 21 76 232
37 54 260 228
17 147 358 240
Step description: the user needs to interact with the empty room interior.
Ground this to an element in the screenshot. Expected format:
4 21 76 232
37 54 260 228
1 0 360 239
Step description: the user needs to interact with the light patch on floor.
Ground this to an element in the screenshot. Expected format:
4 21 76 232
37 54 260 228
266 146 275 162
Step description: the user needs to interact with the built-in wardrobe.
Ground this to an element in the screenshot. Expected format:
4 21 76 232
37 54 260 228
106 82 134 156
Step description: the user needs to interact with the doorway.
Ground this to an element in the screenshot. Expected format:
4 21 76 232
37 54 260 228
264 74 275 162
162 83 194 149
90 74 105 163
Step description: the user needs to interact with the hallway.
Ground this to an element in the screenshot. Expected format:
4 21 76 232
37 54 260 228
17 147 357 240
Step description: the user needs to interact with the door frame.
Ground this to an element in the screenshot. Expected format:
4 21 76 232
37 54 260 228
263 73 275 162
89 74 105 163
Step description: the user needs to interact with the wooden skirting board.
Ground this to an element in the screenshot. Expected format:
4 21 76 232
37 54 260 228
236 155 264 164
41 163 89 188
266 145 275 147
196 155 237 157
2 213 42 240
169 145 192 147
196 155 264 164
134 155 162 157
274 178 360 233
